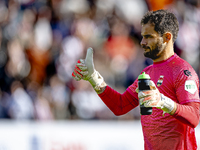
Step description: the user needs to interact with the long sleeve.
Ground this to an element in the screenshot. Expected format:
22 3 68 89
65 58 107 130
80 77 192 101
98 86 139 116
173 102 200 128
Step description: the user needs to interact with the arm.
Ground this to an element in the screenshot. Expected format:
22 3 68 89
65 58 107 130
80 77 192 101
171 66 200 128
173 102 200 128
98 86 139 116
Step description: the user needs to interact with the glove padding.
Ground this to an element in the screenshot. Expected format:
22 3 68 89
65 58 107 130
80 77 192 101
72 59 89 81
72 48 104 91
138 80 175 114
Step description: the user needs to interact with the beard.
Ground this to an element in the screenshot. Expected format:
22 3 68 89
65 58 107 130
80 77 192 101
143 39 165 60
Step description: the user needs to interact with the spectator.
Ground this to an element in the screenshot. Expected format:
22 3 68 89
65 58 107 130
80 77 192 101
9 81 34 120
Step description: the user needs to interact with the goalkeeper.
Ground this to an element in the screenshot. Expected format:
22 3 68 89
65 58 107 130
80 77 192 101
72 9 200 150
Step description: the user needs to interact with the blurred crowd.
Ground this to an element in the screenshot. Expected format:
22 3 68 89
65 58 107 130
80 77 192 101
0 0 199 121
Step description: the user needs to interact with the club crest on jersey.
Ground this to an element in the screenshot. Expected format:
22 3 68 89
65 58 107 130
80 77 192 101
157 75 164 87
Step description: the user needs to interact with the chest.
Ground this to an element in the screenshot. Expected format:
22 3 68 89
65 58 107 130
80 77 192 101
145 67 177 101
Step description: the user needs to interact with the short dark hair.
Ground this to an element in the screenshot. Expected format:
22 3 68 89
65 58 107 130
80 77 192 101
141 9 179 43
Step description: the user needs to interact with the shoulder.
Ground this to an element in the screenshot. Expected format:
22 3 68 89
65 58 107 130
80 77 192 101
171 55 197 77
171 55 199 87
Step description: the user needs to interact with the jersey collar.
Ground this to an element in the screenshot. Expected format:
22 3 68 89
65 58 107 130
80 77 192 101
153 53 177 67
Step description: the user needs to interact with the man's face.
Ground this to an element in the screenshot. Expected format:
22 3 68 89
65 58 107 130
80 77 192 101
140 23 166 60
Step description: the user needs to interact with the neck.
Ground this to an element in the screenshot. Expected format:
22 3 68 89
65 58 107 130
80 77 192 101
153 42 174 62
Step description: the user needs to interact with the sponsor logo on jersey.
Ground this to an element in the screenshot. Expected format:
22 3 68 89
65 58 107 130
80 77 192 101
157 75 164 87
184 70 192 76
184 80 197 94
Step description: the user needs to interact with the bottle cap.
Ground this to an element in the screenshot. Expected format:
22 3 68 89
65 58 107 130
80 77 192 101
138 72 150 80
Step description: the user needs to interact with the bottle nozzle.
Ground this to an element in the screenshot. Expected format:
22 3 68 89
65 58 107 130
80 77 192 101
138 72 150 80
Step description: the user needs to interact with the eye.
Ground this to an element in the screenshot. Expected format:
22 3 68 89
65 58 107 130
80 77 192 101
143 35 152 39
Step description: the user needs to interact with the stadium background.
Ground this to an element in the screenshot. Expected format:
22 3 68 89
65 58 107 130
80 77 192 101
0 0 199 149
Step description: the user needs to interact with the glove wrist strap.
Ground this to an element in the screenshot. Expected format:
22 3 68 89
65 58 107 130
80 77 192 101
160 94 175 114
88 70 106 94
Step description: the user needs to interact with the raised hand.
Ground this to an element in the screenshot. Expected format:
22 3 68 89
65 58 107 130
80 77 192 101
72 47 106 94
72 47 95 81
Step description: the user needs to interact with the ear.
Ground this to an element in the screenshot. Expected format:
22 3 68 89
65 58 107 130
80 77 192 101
163 32 172 43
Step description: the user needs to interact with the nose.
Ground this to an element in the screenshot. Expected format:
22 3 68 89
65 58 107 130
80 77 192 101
140 37 146 46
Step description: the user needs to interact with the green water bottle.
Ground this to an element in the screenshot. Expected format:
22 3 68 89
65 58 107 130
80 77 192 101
138 72 152 115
